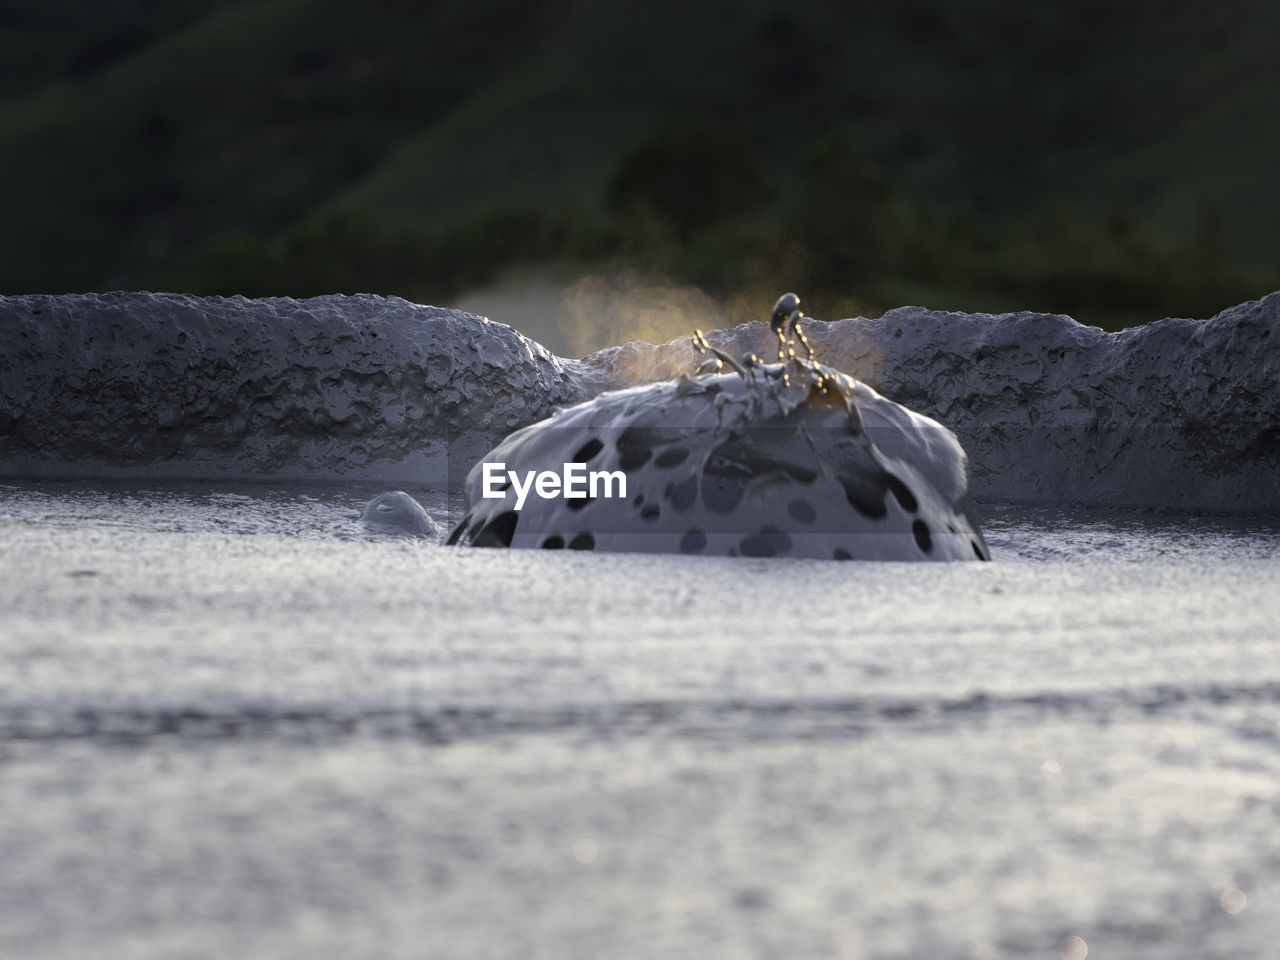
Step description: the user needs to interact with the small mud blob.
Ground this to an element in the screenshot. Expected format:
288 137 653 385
360 491 440 537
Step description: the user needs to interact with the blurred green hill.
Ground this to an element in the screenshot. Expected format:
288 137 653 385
1 0 1278 330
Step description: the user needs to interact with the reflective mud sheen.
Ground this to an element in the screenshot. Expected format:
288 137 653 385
2 480 1280 960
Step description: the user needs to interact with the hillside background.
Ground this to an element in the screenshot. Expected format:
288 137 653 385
2 0 1278 352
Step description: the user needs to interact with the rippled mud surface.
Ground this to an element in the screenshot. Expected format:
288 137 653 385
2 480 1279 959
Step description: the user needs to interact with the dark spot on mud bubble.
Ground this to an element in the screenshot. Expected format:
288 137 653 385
786 499 816 523
885 473 918 512
567 495 595 512
833 548 852 561
619 448 651 471
707 436 818 485
680 529 707 553
470 510 518 548
912 519 932 553
840 471 888 518
445 515 470 545
739 526 792 558
664 476 698 512
621 424 690 445
639 503 660 521
541 535 565 549
700 473 745 513
568 532 595 550
572 438 604 464
616 424 685 473
654 448 691 468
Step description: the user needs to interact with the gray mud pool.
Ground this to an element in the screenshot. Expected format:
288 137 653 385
2 480 1280 960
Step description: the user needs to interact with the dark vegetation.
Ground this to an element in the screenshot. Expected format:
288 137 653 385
1 0 1278 328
